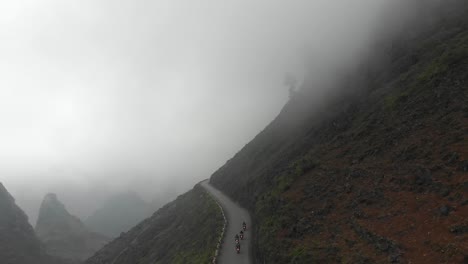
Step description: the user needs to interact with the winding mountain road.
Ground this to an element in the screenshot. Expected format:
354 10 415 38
201 180 252 264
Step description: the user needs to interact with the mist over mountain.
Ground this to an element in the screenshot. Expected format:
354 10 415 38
0 0 393 224
85 192 153 237
35 193 109 262
0 1 467 264
210 1 468 263
0 183 65 264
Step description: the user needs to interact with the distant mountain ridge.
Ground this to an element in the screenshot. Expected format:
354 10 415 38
85 192 153 237
0 183 64 264
35 193 110 262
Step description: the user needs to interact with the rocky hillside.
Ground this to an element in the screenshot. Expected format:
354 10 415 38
85 192 152 238
35 193 110 262
0 183 64 264
210 2 468 264
85 184 223 264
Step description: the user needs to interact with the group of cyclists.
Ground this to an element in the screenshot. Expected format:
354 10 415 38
234 221 247 253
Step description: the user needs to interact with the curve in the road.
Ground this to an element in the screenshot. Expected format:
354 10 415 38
201 180 252 264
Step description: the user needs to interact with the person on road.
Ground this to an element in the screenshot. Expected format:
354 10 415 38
243 221 247 230
240 230 244 239
235 234 239 241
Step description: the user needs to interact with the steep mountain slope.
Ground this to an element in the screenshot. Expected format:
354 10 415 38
85 192 152 237
0 183 64 264
85 184 223 264
35 193 110 262
210 3 468 264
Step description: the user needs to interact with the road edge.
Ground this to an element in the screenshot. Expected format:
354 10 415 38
201 180 228 264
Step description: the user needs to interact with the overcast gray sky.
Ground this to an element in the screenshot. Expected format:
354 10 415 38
0 0 394 223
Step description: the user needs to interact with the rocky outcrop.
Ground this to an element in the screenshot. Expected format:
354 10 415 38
35 193 110 262
0 183 63 264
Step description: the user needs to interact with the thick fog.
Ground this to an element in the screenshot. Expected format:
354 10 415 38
0 0 401 223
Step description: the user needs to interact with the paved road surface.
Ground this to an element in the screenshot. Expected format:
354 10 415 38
201 180 252 264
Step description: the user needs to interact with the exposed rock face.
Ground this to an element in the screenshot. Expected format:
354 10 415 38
0 183 63 264
85 192 153 237
35 193 110 262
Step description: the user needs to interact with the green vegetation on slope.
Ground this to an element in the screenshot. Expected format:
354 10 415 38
86 184 223 264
